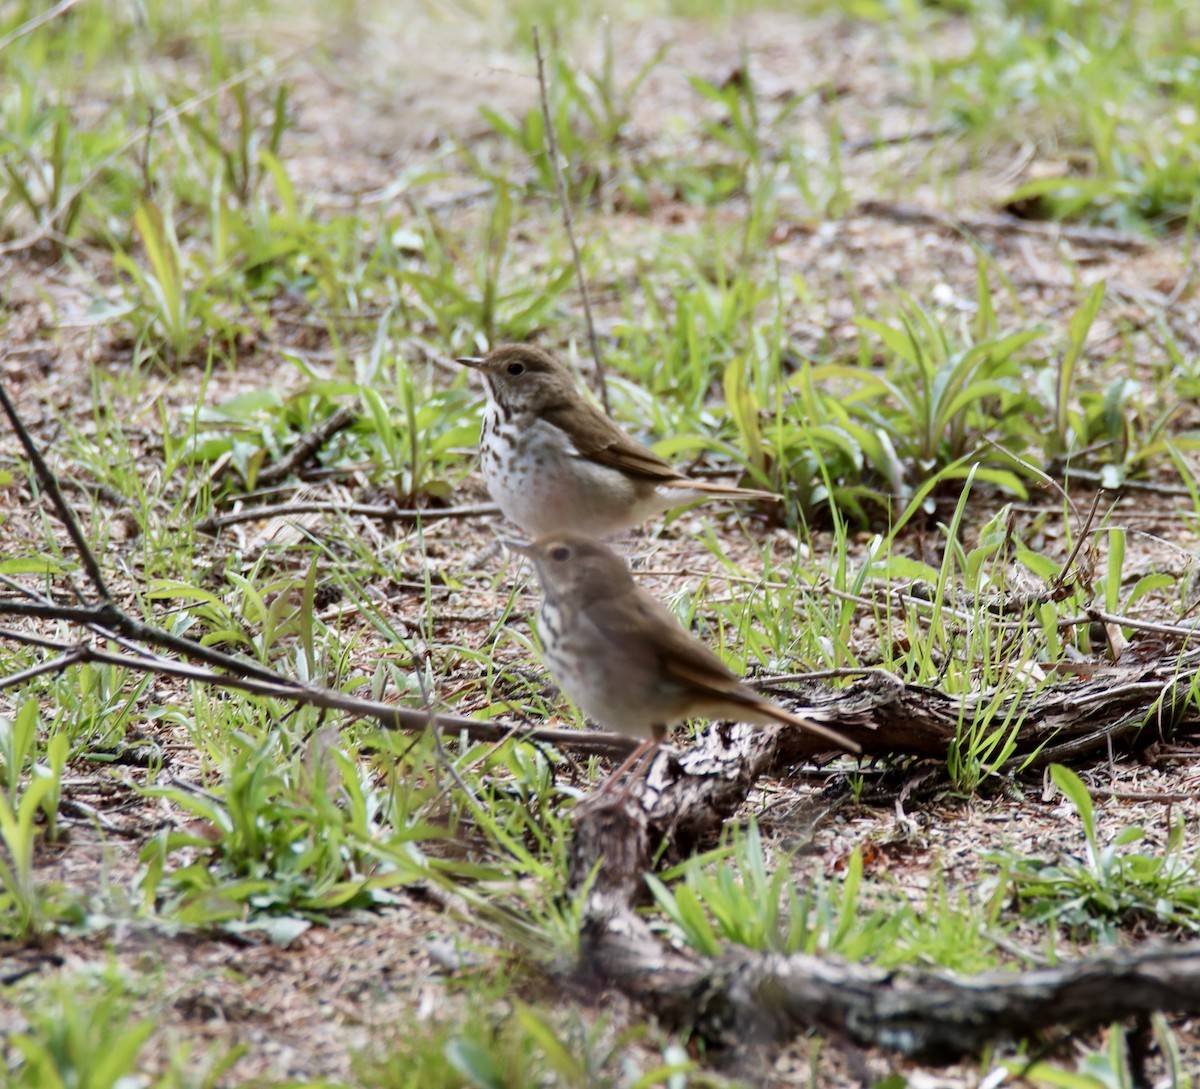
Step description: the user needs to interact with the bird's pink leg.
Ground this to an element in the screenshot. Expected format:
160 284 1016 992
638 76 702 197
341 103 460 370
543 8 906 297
591 738 662 804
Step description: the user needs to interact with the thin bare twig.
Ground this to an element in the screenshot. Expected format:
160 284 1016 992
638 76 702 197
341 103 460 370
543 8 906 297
0 376 112 600
844 126 958 153
0 0 86 53
0 625 77 651
532 26 610 415
0 649 87 691
819 581 1083 632
753 667 904 688
984 438 1081 523
1088 607 1200 642
0 634 639 758
860 199 1150 252
1057 466 1198 498
196 500 499 534
1054 489 1106 590
0 571 218 676
254 406 358 487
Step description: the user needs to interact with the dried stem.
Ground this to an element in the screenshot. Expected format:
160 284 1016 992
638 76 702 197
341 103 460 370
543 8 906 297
532 26 610 415
196 500 498 534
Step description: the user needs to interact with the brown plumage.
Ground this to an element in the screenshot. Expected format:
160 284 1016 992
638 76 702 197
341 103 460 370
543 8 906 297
457 344 778 538
507 533 858 789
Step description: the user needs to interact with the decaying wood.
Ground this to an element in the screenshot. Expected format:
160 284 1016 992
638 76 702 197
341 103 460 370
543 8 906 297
568 718 1200 1062
762 650 1200 767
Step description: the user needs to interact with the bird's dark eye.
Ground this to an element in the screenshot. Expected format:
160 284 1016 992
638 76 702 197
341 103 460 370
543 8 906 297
550 546 570 562
506 362 525 376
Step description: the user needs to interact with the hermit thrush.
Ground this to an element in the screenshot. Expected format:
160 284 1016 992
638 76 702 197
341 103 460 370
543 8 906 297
456 344 778 538
506 533 858 791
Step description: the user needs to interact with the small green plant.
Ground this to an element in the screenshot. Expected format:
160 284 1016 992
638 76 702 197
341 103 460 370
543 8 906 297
850 296 1042 472
1006 764 1200 938
147 559 318 662
945 682 1029 794
46 658 153 762
769 268 1039 519
1005 101 1200 230
687 58 782 262
152 1040 248 1089
1102 527 1175 622
374 731 585 965
0 83 88 239
184 382 343 488
0 695 41 796
478 34 667 204
139 725 426 926
356 996 693 1089
647 822 1010 973
1047 281 1105 459
0 700 72 939
928 0 1200 229
913 473 1042 789
779 359 906 523
782 111 849 220
183 362 478 503
112 197 247 365
396 194 574 346
4 966 156 1089
177 82 289 209
1001 1013 1193 1089
359 356 480 505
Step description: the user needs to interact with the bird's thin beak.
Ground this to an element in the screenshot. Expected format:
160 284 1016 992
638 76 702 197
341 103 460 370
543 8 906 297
501 538 536 558
456 356 485 369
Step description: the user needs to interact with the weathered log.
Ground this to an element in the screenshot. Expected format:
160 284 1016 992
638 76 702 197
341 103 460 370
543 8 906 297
764 658 1200 767
568 712 1200 1062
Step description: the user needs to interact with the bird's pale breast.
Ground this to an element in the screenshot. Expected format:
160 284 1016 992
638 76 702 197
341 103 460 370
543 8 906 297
481 409 657 537
537 599 685 741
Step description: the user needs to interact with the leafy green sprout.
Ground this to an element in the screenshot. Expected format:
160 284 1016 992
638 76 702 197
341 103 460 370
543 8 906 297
1006 764 1200 938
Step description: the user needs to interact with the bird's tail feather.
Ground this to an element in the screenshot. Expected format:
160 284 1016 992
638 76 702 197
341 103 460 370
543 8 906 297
760 702 861 753
662 478 780 502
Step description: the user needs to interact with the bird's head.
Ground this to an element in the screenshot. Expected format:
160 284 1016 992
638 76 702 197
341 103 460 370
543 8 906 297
504 532 634 607
456 344 581 414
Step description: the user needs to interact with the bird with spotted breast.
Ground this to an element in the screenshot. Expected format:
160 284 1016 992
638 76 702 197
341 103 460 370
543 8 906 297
506 532 859 795
456 344 778 538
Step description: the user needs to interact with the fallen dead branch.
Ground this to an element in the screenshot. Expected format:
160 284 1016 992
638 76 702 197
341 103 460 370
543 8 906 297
195 499 499 534
254 405 358 487
567 722 1200 1063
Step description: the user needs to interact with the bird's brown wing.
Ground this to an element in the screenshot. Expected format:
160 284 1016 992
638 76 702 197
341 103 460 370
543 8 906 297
542 402 780 500
586 589 741 682
588 590 860 753
541 403 684 483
